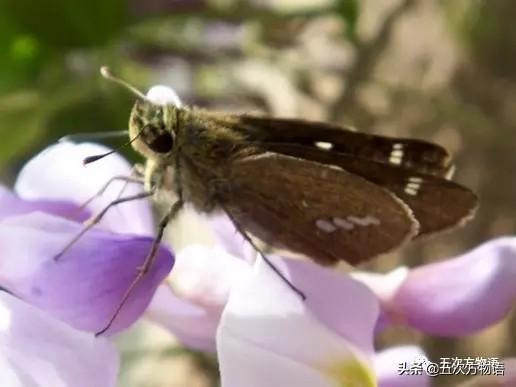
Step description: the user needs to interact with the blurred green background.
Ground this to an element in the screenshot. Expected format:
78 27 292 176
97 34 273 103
0 0 515 386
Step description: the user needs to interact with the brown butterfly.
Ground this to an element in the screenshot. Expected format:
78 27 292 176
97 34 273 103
112 70 477 264
77 68 478 334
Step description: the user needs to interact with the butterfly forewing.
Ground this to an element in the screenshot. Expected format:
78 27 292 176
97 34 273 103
220 153 419 266
224 115 453 177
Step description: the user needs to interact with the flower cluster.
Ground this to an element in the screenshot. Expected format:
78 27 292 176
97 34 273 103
0 142 514 387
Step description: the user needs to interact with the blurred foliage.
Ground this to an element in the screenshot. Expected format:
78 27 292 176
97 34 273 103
444 0 516 79
0 0 366 171
336 0 359 42
0 0 515 386
0 0 130 171
0 0 126 48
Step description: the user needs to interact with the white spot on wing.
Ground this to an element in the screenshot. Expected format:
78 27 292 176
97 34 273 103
404 176 423 196
347 215 381 227
317 215 381 233
333 217 354 230
314 141 333 150
404 187 418 196
389 156 402 165
389 143 404 165
316 219 337 233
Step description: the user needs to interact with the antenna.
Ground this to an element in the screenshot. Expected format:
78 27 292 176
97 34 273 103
84 67 151 165
100 66 148 100
83 126 145 165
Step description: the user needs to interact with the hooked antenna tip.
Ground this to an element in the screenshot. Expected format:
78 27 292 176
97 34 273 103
83 154 107 165
100 66 112 79
100 66 111 78
99 65 147 100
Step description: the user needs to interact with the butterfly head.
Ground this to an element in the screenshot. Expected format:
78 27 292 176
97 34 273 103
99 67 183 161
129 85 182 161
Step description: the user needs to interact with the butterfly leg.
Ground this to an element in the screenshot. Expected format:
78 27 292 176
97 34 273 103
76 174 145 212
95 199 183 336
221 206 306 301
96 158 183 335
54 190 154 261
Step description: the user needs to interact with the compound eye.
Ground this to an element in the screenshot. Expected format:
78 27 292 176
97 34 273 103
142 125 174 153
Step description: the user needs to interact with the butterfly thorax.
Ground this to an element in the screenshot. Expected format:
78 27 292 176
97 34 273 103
173 108 259 212
129 100 256 212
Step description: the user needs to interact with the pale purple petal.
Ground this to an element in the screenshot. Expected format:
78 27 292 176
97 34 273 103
147 245 251 351
146 285 220 351
0 185 89 222
219 336 343 387
352 268 410 304
287 259 379 353
0 212 173 335
208 213 256 262
169 245 251 308
375 346 430 387
14 142 153 235
217 256 378 387
352 268 409 332
389 238 516 336
0 292 119 387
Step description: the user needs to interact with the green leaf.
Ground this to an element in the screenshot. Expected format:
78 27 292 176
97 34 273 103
0 0 127 48
335 0 360 42
0 13 45 90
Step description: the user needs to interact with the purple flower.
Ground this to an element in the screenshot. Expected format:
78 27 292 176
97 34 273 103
147 244 250 351
150 243 430 386
14 141 154 235
217 255 379 387
0 142 174 335
0 184 88 221
148 230 430 385
7 139 514 386
0 292 119 386
354 238 516 336
149 213 515 386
